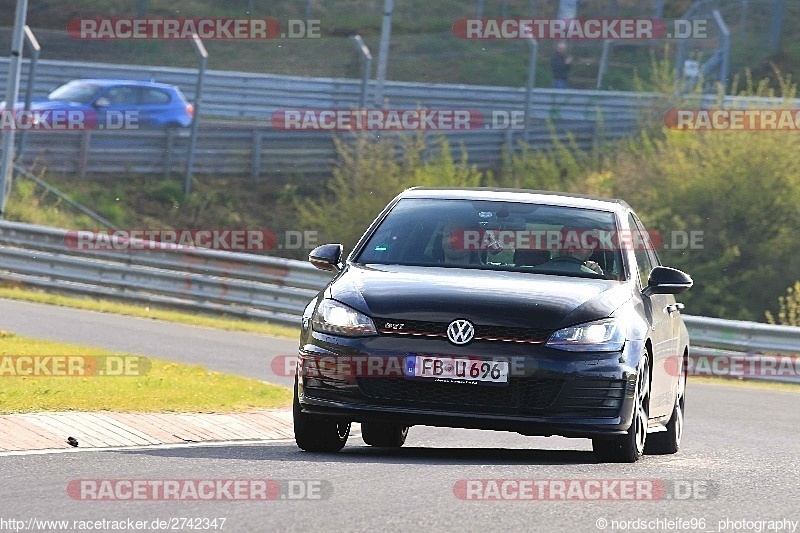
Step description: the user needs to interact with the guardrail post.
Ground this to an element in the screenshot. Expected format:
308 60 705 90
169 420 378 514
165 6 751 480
78 130 91 178
592 106 603 150
251 130 262 183
163 129 175 178
523 38 538 144
504 127 513 153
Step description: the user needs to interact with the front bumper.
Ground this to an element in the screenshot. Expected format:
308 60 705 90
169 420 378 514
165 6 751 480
299 395 633 437
296 331 643 438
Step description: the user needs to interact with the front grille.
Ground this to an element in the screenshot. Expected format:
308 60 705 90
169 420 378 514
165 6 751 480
375 318 550 344
357 377 564 412
356 377 626 418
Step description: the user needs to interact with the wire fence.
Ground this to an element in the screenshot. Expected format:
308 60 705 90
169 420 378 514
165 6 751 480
2 0 782 90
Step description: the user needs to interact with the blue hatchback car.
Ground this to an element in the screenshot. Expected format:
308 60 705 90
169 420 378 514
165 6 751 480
4 79 194 129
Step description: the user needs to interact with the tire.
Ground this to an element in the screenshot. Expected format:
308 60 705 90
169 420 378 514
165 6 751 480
646 354 686 455
593 354 650 463
361 422 409 448
293 379 350 453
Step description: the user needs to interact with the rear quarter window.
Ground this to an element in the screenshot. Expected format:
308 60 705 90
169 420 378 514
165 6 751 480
141 89 171 105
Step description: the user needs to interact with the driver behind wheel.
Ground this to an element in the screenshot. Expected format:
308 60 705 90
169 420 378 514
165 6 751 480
439 222 473 266
545 229 604 275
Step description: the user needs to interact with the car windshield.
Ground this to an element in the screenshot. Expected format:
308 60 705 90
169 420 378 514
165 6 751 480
356 198 625 280
48 82 102 104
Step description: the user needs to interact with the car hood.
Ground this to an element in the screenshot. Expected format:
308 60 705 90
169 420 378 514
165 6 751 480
329 264 633 331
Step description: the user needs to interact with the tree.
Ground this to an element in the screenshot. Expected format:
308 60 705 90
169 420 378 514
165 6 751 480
296 133 484 251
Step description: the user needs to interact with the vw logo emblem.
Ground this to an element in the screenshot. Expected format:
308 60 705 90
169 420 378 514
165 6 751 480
447 319 475 345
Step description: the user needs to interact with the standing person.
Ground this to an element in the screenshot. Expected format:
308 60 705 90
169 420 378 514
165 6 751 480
551 40 573 89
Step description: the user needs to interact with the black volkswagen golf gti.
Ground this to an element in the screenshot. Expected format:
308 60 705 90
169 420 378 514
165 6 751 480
294 188 692 462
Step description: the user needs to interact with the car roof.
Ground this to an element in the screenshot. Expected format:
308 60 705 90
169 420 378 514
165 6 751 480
65 79 180 91
398 187 632 213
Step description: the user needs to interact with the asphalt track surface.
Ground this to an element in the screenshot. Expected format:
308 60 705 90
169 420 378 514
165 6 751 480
1 298 799 532
0 298 297 387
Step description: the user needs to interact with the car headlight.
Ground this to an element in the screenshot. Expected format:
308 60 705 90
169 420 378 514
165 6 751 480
546 318 625 352
312 299 377 337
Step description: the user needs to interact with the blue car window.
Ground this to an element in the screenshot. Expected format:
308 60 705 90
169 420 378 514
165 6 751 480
141 89 171 105
103 86 139 106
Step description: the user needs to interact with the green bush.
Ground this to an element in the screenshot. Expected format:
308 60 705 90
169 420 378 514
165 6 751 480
606 71 800 320
766 282 800 327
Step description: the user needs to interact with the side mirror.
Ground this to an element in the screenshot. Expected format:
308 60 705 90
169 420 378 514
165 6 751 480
643 266 693 297
94 97 110 108
309 244 344 272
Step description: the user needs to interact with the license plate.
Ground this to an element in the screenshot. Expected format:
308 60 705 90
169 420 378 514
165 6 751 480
405 356 509 384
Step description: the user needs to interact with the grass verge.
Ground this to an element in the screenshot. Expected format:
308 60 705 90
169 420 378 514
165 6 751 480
0 285 299 339
0 334 292 414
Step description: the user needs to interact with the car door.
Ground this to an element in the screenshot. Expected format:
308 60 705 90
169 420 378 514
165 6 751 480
642 225 684 412
138 87 176 128
98 85 140 129
628 213 673 419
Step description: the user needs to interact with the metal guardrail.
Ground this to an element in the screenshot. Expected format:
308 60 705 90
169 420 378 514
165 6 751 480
3 58 793 122
0 59 645 177
2 220 799 371
0 219 332 326
4 59 800 178
12 123 633 179
682 315 800 355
